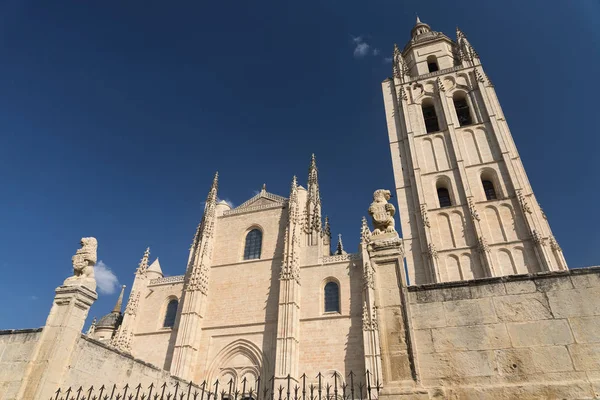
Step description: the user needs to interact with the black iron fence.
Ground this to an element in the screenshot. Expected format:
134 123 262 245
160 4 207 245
51 371 381 400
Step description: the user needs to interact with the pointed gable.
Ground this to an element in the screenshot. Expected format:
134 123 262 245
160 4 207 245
223 188 288 217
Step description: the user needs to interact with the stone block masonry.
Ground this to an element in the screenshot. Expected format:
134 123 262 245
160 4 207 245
401 267 600 399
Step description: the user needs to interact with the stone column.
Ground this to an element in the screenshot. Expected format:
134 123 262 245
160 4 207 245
18 238 99 400
18 285 97 400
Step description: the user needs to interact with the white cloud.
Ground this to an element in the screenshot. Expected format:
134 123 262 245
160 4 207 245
353 41 370 58
29 295 38 301
373 48 380 56
95 260 120 295
384 56 393 63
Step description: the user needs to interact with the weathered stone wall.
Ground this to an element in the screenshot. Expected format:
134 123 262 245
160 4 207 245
0 329 42 400
63 335 192 392
407 267 600 398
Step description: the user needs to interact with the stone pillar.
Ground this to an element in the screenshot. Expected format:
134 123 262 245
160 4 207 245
18 284 97 400
368 234 416 389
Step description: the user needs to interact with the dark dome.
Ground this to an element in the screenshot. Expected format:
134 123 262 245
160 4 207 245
96 311 122 329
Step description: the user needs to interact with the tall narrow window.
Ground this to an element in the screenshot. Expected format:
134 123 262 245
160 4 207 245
482 180 497 200
437 187 452 208
422 100 440 133
243 229 262 260
163 299 178 328
453 93 473 126
324 281 340 313
427 55 439 73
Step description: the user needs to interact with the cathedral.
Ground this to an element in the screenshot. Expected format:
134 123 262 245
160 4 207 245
8 18 600 400
90 16 568 387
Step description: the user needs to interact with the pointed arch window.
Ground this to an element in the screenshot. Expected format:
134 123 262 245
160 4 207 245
427 55 439 73
437 187 452 208
482 180 497 200
243 229 262 260
422 99 440 133
453 92 473 126
324 281 340 313
163 299 178 328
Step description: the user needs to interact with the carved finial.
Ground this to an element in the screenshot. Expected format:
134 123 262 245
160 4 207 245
368 190 396 236
305 154 322 235
112 285 126 313
324 216 331 238
86 317 97 335
335 234 346 255
416 15 421 24
262 183 266 193
456 27 479 62
360 216 371 243
207 172 219 204
136 247 150 275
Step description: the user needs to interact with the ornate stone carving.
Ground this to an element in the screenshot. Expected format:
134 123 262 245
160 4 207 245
363 262 375 290
531 230 544 246
368 189 396 235
149 275 185 286
392 43 410 82
427 243 438 259
64 237 97 287
436 77 445 92
281 176 301 283
136 247 150 276
111 326 132 353
477 236 490 253
360 216 372 243
549 235 562 251
399 86 408 101
362 303 379 331
468 198 480 221
124 291 140 316
456 27 479 62
516 189 532 214
322 253 360 264
420 204 430 228
304 154 322 235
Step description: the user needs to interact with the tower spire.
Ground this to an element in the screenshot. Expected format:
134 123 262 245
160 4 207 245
416 15 421 24
335 234 346 255
112 285 126 313
305 154 322 238
136 247 150 275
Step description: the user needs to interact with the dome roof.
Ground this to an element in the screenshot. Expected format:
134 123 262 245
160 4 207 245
96 311 122 329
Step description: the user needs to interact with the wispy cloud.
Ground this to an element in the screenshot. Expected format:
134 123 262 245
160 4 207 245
29 295 38 301
95 260 120 295
351 36 381 59
383 57 393 63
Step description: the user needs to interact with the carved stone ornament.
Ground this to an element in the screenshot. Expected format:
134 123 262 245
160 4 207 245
362 303 379 331
516 189 532 214
427 243 438 259
368 189 396 235
531 229 544 246
549 235 562 251
360 216 372 244
436 77 446 92
477 236 490 254
64 237 98 288
124 291 140 316
363 262 375 290
86 317 97 335
420 204 430 228
468 198 480 221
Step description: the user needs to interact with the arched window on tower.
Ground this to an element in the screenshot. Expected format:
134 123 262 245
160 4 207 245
163 299 178 328
422 99 440 133
453 92 473 126
427 55 439 73
437 187 452 208
243 228 262 260
482 180 497 200
324 281 340 313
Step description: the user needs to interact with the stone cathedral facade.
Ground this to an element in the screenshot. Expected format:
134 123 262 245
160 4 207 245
89 17 573 392
7 19 600 400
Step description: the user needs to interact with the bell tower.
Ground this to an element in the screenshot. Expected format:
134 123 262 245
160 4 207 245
382 18 568 285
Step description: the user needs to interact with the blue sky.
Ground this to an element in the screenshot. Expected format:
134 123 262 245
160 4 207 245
0 0 599 329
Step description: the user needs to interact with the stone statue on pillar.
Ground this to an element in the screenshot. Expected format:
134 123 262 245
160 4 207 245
64 237 98 290
368 190 396 236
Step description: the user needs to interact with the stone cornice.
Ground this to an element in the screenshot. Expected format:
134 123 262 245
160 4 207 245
221 202 286 217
